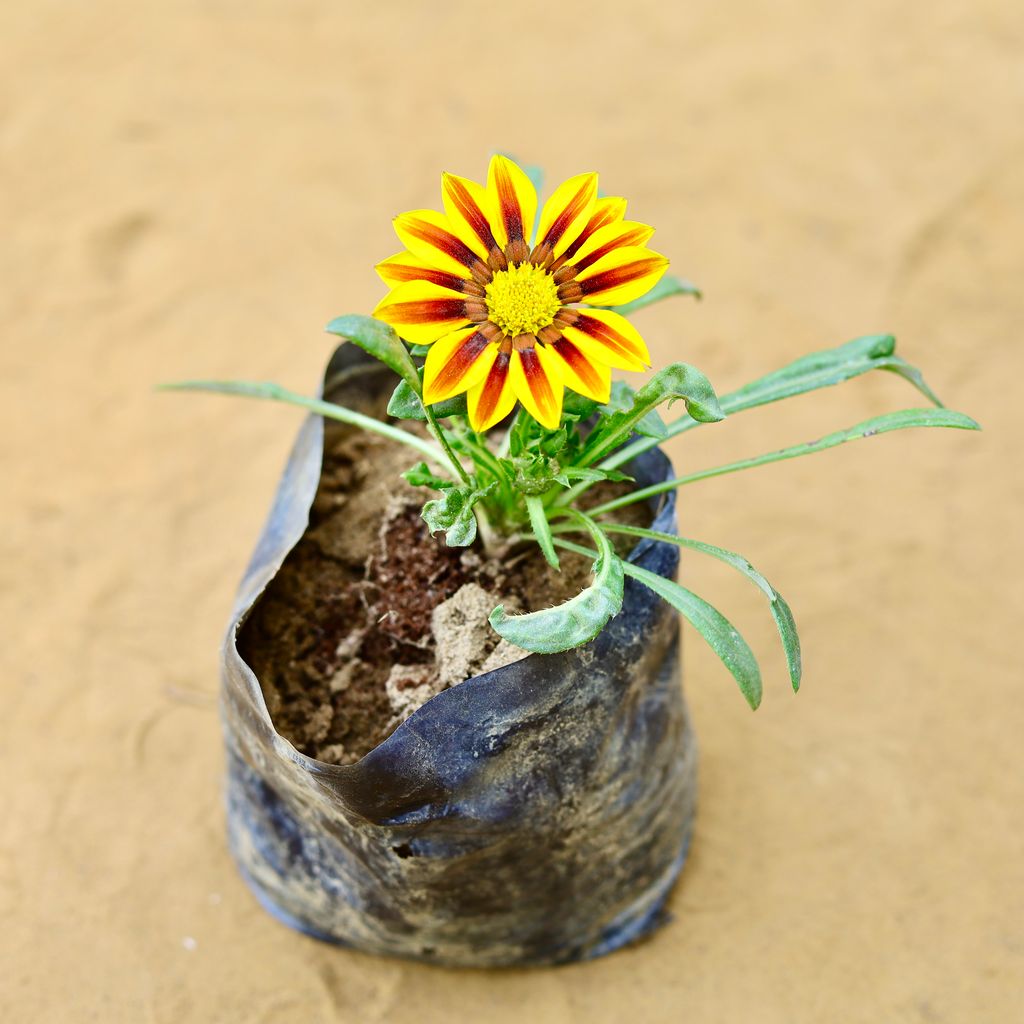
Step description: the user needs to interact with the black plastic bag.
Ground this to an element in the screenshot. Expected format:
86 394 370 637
221 346 697 966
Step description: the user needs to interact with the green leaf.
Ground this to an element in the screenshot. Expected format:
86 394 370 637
602 334 947 472
422 483 494 547
387 379 424 419
599 525 801 692
387 378 466 421
604 274 703 316
562 392 602 421
878 354 944 408
325 314 421 394
490 518 624 653
402 461 451 490
589 407 981 517
157 379 451 469
717 334 935 414
554 466 632 486
625 562 763 710
553 538 762 709
580 362 724 466
526 495 560 570
602 380 667 439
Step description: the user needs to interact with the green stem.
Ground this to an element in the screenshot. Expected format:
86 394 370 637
423 405 473 486
458 430 512 488
159 380 454 473
585 408 980 518
496 409 520 459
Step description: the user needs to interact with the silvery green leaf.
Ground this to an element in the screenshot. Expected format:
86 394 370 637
387 378 466 421
624 561 763 710
421 483 495 547
325 314 421 394
490 527 624 654
402 461 451 490
581 363 724 465
602 335 958 473
601 525 801 693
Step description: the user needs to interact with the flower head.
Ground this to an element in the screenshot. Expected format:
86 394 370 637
374 156 668 431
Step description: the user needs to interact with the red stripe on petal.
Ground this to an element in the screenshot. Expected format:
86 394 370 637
434 331 492 393
383 297 468 325
445 176 497 251
552 337 605 394
382 262 471 291
404 219 481 270
475 351 511 425
560 198 626 262
579 256 667 297
571 225 653 273
518 346 556 414
540 182 593 250
573 312 647 364
494 163 525 243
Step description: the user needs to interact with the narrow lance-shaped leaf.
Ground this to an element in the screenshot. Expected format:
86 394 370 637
589 408 981 517
554 538 763 710
578 362 724 467
604 274 702 317
596 524 801 692
157 380 452 470
526 495 560 570
326 314 421 394
603 334 947 472
490 515 624 654
554 466 633 487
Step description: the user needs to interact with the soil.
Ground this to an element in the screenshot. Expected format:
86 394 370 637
238 425 652 765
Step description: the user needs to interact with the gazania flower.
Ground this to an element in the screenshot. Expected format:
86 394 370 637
373 155 668 431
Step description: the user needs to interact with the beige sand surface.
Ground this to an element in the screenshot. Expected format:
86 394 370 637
2 2 1022 1020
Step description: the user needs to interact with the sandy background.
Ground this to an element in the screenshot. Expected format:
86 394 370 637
2 1 1022 1021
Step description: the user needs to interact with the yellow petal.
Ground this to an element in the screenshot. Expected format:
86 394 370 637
373 280 471 346
546 335 612 403
560 196 628 262
509 343 564 429
574 246 669 307
467 352 517 432
393 209 483 279
376 251 469 291
561 308 651 371
441 173 498 259
534 172 598 261
422 327 499 404
486 155 538 253
566 220 655 273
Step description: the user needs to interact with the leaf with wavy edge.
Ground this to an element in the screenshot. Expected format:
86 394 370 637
489 515 623 654
578 362 724 468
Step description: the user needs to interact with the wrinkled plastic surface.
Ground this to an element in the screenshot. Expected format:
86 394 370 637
221 346 698 967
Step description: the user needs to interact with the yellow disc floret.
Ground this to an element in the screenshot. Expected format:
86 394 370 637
484 263 561 338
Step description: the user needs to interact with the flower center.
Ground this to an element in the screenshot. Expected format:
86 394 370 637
484 263 561 338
